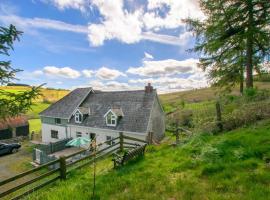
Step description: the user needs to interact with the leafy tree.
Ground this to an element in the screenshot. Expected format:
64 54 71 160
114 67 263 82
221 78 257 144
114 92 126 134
0 25 41 119
186 0 270 90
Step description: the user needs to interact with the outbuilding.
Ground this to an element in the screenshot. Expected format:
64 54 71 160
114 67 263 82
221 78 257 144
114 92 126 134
0 116 29 140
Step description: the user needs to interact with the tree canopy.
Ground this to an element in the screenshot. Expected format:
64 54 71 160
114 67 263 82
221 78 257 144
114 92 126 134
186 0 270 92
0 24 41 119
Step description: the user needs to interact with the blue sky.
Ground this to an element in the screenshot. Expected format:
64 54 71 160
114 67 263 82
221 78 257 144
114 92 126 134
0 0 208 93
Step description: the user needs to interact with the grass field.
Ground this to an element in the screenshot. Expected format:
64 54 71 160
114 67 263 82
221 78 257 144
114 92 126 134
26 119 270 200
0 86 69 103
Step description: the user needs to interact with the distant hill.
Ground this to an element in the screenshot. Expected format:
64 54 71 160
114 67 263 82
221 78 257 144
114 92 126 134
0 86 70 103
159 82 270 105
7 83 30 87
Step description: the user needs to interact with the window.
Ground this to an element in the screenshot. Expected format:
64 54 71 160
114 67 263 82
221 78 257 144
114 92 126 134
51 130 58 139
55 118 61 124
90 133 96 140
75 112 82 123
76 132 82 138
106 112 117 126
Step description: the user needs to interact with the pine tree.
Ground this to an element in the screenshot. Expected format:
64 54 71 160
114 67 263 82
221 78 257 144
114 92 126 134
0 25 41 119
185 0 270 90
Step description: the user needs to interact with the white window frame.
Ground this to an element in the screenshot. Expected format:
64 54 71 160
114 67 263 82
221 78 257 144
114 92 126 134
106 111 117 127
75 111 82 123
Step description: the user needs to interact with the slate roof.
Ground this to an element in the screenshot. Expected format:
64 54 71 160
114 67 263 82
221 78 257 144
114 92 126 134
69 90 157 133
39 87 92 119
109 108 124 117
78 107 90 115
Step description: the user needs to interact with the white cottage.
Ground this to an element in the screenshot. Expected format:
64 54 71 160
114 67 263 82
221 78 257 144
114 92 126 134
39 84 165 144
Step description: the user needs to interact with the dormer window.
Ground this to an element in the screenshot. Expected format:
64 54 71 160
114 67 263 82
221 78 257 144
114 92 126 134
75 112 82 123
104 108 124 127
106 112 117 126
73 107 89 123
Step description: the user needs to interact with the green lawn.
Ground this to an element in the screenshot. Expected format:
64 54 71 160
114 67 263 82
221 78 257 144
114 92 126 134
26 120 270 200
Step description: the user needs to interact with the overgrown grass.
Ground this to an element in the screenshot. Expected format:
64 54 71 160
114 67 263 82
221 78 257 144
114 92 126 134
25 120 270 200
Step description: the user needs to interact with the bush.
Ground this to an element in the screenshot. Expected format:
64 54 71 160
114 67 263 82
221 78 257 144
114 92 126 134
244 88 258 97
180 109 193 127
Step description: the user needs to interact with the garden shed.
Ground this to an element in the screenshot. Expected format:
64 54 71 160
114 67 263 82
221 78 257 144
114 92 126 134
0 116 29 140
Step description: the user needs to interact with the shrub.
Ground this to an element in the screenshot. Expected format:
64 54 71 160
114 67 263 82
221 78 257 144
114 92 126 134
180 109 193 127
244 88 258 98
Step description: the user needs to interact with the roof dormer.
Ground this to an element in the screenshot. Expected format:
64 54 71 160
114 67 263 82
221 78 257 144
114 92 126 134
104 108 123 127
73 107 90 123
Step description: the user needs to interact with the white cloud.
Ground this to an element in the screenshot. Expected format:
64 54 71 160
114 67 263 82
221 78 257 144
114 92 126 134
56 81 63 84
127 58 200 77
43 66 81 79
144 52 154 60
87 0 198 46
88 80 140 91
0 15 88 34
95 67 126 80
82 69 94 78
88 0 143 46
0 12 194 47
129 75 208 93
144 0 204 30
33 70 43 76
42 0 89 12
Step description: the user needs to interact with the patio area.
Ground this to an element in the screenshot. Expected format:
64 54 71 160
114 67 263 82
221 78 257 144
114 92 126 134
49 147 85 158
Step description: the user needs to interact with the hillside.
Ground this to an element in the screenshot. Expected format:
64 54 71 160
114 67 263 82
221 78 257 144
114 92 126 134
27 120 270 200
0 86 69 103
159 82 270 105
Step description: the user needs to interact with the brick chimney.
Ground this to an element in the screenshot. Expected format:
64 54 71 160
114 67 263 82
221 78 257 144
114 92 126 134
145 83 153 93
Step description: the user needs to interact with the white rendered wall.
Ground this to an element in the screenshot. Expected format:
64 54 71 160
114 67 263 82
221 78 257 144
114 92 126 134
68 125 147 145
41 123 67 143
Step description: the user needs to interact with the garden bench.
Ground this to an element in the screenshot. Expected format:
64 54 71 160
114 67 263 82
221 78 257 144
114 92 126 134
112 144 147 168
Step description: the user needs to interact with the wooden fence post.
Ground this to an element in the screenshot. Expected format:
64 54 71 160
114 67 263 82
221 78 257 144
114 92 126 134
216 101 223 132
59 156 66 180
119 132 124 152
175 129 180 145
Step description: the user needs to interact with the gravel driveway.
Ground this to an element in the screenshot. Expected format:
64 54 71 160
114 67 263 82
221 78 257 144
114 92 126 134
0 141 34 180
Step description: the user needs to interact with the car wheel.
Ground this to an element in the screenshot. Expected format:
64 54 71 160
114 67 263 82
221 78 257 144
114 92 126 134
11 148 18 153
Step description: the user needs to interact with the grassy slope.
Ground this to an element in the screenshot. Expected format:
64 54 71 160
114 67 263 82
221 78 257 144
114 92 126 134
159 82 270 105
27 120 270 200
0 86 69 103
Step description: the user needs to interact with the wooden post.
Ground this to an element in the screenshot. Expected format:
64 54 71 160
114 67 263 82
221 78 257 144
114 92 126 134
119 132 124 152
59 156 66 180
175 129 180 145
216 101 223 132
